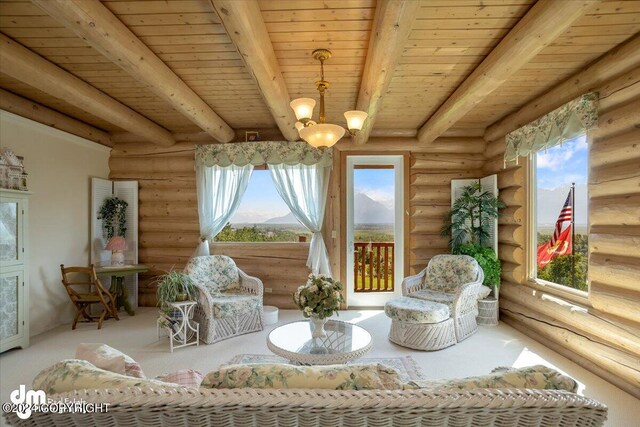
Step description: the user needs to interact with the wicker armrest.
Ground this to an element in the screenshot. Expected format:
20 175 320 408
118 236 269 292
451 280 482 317
193 284 215 317
401 268 427 296
238 269 264 298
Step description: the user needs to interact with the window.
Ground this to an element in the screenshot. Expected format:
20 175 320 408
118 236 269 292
532 135 588 291
216 169 311 242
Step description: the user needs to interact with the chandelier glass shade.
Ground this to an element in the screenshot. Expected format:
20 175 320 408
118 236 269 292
291 49 368 149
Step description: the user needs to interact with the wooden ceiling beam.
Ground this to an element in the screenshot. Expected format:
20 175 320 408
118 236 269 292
485 34 640 142
0 89 112 147
32 0 234 143
0 34 175 146
417 0 601 144
210 0 298 142
353 0 420 145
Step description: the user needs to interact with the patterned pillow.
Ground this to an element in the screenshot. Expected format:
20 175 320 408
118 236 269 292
75 343 145 378
404 365 577 392
157 369 204 388
33 360 183 395
202 363 404 390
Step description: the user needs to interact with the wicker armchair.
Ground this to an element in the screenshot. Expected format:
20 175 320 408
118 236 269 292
402 255 484 342
184 255 263 344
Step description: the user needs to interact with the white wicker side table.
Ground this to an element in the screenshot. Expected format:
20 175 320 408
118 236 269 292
477 297 499 326
157 301 200 352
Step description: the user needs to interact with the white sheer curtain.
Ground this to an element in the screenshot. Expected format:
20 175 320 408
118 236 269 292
269 163 332 276
194 163 253 257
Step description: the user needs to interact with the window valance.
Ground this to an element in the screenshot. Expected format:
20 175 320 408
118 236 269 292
504 92 598 163
195 141 332 167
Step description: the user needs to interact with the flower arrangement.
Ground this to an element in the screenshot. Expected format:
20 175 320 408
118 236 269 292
98 197 128 239
293 274 344 319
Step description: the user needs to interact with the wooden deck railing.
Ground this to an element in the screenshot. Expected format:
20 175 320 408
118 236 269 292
353 242 394 292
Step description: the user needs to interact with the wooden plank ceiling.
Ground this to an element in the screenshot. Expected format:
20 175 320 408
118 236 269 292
0 0 638 142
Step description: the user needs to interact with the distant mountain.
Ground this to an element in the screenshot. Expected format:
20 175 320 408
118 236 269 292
263 212 301 224
354 192 394 224
537 184 588 226
262 192 394 224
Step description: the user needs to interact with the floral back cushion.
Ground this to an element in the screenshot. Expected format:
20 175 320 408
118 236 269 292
184 255 240 294
33 360 184 395
404 365 577 393
423 255 479 293
202 363 404 390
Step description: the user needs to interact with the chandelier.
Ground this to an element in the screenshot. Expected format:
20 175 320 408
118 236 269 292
290 49 368 149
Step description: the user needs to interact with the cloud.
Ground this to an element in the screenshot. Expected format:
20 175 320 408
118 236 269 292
537 172 587 190
355 186 395 209
536 138 587 170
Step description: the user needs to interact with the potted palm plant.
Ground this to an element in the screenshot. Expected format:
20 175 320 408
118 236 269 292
441 182 505 296
154 271 196 317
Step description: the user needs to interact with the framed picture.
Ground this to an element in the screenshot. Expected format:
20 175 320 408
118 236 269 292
245 131 260 142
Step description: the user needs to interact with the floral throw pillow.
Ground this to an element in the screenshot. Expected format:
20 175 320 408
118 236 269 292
202 363 404 390
75 343 145 378
404 365 577 393
33 359 183 395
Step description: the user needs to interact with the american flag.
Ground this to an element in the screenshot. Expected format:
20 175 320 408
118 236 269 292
551 189 573 245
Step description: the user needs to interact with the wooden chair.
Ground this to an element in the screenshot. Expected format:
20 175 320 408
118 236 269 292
60 264 119 329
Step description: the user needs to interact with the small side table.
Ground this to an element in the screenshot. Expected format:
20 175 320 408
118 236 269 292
477 297 499 326
96 264 148 316
157 301 200 352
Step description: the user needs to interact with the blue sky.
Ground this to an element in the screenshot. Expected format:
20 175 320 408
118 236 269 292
231 168 396 223
536 135 588 190
354 168 395 209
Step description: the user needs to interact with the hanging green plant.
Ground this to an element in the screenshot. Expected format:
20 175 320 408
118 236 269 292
98 197 128 239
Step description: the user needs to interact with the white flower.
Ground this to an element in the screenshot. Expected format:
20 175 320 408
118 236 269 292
308 274 314 279
300 295 306 305
333 290 340 299
309 285 318 293
303 307 313 316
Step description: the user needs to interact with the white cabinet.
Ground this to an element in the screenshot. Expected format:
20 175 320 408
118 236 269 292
0 189 30 352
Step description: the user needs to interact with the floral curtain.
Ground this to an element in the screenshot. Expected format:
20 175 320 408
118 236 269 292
504 92 599 163
195 141 332 167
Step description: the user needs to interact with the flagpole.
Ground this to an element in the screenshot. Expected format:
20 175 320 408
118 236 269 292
571 182 576 288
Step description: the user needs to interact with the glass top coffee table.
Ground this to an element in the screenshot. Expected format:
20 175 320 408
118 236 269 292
267 320 372 365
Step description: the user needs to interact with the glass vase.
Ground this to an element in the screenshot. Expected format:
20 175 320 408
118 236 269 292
309 314 328 338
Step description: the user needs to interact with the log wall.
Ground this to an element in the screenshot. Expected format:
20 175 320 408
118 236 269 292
110 136 486 308
483 69 640 398
110 141 311 308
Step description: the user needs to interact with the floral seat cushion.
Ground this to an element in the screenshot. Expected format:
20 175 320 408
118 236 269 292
211 291 261 319
184 255 240 294
423 255 480 293
384 297 450 324
408 290 456 311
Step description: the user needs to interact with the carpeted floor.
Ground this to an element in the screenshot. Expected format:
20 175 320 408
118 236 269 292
0 308 637 426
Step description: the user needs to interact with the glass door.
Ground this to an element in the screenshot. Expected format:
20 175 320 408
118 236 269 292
346 155 404 307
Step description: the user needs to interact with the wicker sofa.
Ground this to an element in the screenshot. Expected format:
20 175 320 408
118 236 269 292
5 387 607 426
